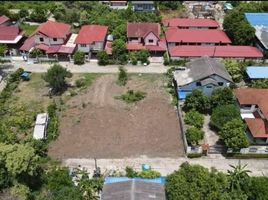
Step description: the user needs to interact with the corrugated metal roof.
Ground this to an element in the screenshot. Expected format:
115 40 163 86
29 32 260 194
245 13 268 27
246 66 268 79
104 177 166 185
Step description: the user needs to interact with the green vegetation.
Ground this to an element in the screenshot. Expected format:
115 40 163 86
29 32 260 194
96 50 109 66
224 59 246 83
250 79 268 88
0 44 7 57
19 23 38 37
187 153 202 158
42 64 72 94
73 51 85 65
220 119 249 150
184 111 204 129
112 39 127 64
210 87 235 109
75 74 100 90
117 66 128 86
186 127 204 146
125 166 161 179
129 49 150 65
210 104 241 131
116 90 146 104
157 1 183 10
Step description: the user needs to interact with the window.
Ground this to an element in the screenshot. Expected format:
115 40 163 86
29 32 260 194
196 82 201 86
39 37 44 42
53 38 57 42
80 44 87 47
149 39 154 43
206 86 213 88
218 82 224 86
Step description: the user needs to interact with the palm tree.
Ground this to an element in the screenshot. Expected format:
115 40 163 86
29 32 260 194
227 160 251 192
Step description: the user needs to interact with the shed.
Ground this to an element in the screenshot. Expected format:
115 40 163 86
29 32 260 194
101 179 166 200
246 66 268 79
33 113 49 140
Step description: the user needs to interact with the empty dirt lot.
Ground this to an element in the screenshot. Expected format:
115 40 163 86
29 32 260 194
48 74 184 159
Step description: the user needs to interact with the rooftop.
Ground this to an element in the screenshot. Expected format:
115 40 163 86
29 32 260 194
0 26 24 43
245 13 268 27
246 66 268 79
75 25 108 44
163 18 219 28
0 15 10 25
127 22 160 39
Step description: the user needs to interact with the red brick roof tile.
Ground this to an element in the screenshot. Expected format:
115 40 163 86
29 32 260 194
34 21 71 38
75 25 108 44
163 18 219 28
127 23 160 38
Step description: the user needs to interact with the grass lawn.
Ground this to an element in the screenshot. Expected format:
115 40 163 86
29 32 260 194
20 23 38 36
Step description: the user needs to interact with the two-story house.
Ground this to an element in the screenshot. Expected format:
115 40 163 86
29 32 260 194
75 25 108 58
163 18 219 29
173 56 233 100
126 22 166 56
235 88 268 144
132 1 155 12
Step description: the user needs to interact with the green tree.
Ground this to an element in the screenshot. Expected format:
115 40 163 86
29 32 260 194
137 49 150 64
210 104 241 131
233 21 255 45
19 8 29 19
96 50 109 66
0 44 7 57
246 176 268 200
210 87 235 109
251 79 268 88
10 183 31 200
30 48 43 58
30 6 48 22
184 111 204 128
183 89 211 113
42 64 72 93
117 66 128 86
112 23 127 41
228 161 251 192
73 51 85 65
224 59 245 82
186 127 204 145
0 161 10 191
220 119 249 150
79 10 90 25
157 1 182 10
112 39 127 64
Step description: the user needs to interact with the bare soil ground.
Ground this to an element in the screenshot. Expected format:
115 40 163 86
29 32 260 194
48 74 184 159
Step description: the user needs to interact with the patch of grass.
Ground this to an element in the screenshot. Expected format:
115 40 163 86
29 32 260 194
115 90 146 104
75 74 101 90
139 74 161 83
19 23 38 37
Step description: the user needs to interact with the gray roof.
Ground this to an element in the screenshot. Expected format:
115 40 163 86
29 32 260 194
255 25 268 49
101 180 166 200
132 1 154 4
173 56 233 86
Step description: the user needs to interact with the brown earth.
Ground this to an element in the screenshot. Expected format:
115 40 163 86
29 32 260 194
48 74 184 159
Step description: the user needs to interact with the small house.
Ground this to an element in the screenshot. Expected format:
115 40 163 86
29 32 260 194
132 1 155 12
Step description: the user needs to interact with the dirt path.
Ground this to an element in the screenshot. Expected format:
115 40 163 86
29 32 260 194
48 74 184 159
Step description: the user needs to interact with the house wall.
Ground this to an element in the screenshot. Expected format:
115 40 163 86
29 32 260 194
35 33 65 46
144 32 158 45
178 75 231 96
240 105 256 113
128 37 142 43
133 2 155 12
77 42 104 53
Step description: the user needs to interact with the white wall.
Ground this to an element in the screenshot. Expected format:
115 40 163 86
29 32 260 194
77 42 104 53
35 33 65 46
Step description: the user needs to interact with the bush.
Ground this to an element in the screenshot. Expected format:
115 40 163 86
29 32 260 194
125 166 138 178
117 66 128 86
137 49 150 64
10 183 31 200
97 50 109 66
187 153 202 158
73 51 85 65
224 59 245 82
210 104 241 131
250 79 268 88
163 52 170 66
138 170 161 179
116 90 146 104
75 79 86 88
186 127 204 146
47 102 59 141
226 153 268 159
210 87 235 109
184 111 204 128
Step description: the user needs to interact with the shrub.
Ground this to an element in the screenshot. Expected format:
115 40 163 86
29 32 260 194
137 49 150 64
96 50 109 66
210 104 241 131
187 153 202 158
163 52 169 66
184 111 204 128
138 170 161 179
116 90 146 104
75 79 86 88
10 183 31 200
125 166 138 178
186 127 204 146
73 51 85 65
224 59 245 82
210 87 235 109
117 66 128 86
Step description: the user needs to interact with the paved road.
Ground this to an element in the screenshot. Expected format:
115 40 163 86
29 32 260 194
3 61 167 74
63 156 268 177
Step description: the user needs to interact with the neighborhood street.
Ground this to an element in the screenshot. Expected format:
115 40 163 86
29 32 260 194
64 156 268 177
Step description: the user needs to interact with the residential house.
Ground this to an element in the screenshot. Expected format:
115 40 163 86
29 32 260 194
127 22 166 55
102 178 166 200
245 13 268 53
173 56 233 100
132 1 155 12
169 45 263 61
101 1 128 9
75 25 108 58
163 18 219 29
0 26 25 56
165 27 231 47
234 88 268 144
0 15 11 27
20 20 76 60
246 66 268 80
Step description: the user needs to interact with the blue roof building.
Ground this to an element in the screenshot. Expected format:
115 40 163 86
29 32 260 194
245 13 268 27
246 66 268 79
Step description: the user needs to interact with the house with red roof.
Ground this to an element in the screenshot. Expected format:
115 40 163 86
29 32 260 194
234 88 268 144
75 25 108 56
165 27 231 47
0 15 11 27
0 26 25 56
163 18 219 29
126 22 166 55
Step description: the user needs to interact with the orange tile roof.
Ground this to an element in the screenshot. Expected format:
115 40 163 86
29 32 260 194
245 118 268 138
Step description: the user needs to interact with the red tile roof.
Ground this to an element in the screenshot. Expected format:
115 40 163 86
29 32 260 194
126 43 145 50
165 27 231 44
145 38 167 51
169 45 263 58
0 15 10 25
245 118 268 138
75 25 108 44
35 43 49 51
34 21 71 38
163 18 219 28
0 26 23 40
127 23 160 38
20 36 35 51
